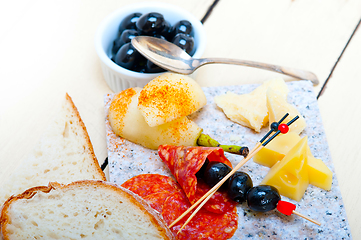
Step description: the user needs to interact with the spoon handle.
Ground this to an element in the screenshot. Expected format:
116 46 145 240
197 58 319 85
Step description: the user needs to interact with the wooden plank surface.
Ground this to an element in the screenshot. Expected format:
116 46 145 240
196 0 361 95
318 20 361 238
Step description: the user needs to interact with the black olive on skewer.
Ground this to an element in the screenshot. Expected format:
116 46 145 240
246 185 281 212
203 161 232 189
227 172 253 203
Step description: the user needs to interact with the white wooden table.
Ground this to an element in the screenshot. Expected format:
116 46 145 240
1 0 360 237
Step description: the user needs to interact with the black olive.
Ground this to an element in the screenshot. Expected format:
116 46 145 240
203 161 232 189
111 12 197 73
132 55 148 73
118 12 142 35
112 29 140 55
152 34 166 41
136 12 166 35
160 21 172 40
247 185 281 212
227 172 253 203
172 33 195 56
144 60 166 73
195 159 210 179
171 20 193 38
112 43 142 71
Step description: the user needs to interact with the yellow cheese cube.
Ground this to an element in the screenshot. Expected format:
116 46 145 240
255 133 333 192
266 87 306 134
253 132 301 167
261 137 309 201
214 78 288 132
307 148 333 191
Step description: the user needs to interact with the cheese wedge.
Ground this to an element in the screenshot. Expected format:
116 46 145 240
307 148 333 191
255 133 332 191
253 132 301 167
266 87 306 134
261 137 309 201
214 78 288 132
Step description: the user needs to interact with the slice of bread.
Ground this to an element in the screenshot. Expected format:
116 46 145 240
0 180 175 240
0 94 106 207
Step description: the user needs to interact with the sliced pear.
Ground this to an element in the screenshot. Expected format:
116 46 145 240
261 137 309 201
266 87 306 134
109 87 202 150
214 78 289 132
137 73 207 127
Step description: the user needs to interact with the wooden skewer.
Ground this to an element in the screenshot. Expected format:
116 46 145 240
292 211 321 226
177 183 218 234
169 143 264 229
247 141 262 156
170 114 307 231
170 121 287 230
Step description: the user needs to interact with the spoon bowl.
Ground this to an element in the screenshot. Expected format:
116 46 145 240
132 36 319 85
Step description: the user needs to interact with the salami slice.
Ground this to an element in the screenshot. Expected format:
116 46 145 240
158 145 237 214
195 179 237 214
143 191 174 213
122 173 238 239
121 173 179 198
162 189 238 240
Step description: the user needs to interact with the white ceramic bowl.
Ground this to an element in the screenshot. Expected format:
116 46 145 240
95 2 207 93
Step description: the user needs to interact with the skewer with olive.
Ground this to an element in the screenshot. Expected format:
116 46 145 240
196 160 282 213
177 114 321 227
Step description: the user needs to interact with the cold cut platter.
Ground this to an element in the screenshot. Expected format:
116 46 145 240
104 80 351 239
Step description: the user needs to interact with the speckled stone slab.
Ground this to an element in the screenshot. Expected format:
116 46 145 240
104 80 351 239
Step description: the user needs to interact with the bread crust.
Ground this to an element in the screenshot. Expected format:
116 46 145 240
1 180 175 240
65 93 106 181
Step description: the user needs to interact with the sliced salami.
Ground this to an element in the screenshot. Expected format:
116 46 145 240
143 190 175 213
162 189 238 240
122 173 238 239
121 173 179 198
158 145 237 214
195 179 237 214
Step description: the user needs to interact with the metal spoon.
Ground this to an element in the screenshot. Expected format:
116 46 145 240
131 36 319 86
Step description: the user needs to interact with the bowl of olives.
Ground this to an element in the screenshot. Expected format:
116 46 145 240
95 2 207 92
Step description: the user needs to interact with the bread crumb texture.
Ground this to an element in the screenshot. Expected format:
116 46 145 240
0 94 105 207
1 181 174 240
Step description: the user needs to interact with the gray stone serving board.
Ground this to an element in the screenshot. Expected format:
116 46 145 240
104 80 351 239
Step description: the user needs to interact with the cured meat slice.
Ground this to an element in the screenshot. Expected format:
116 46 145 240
121 173 179 198
122 174 180 214
143 191 174 213
194 179 237 214
122 173 238 240
158 145 237 214
162 189 238 240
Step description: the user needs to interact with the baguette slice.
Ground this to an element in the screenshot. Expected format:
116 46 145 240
0 94 106 207
0 180 175 240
